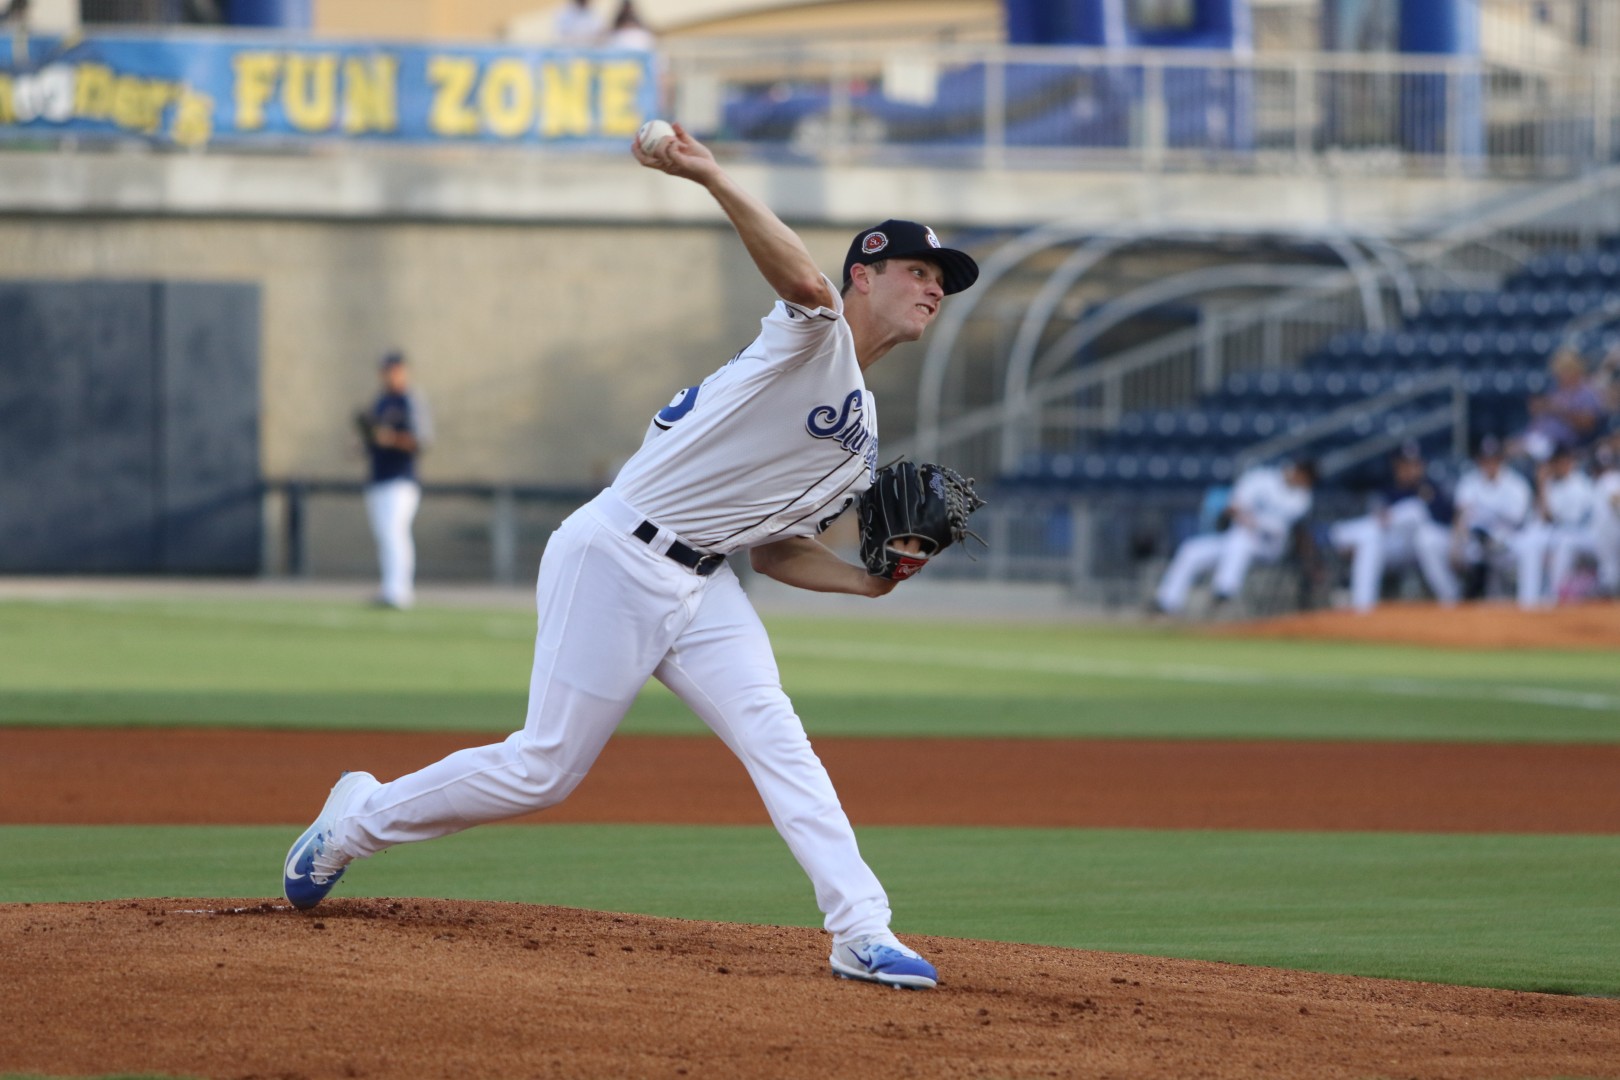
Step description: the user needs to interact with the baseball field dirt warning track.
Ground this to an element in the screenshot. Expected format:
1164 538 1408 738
3 602 1619 1078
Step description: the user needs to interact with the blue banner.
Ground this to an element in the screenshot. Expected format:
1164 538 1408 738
0 33 659 148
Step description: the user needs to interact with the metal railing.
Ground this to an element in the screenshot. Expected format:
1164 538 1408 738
1233 367 1471 476
661 40 1620 179
3 33 1614 181
911 161 1620 487
892 164 1620 602
263 478 596 584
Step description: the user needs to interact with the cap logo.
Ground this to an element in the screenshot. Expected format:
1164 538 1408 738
861 231 889 255
924 226 941 248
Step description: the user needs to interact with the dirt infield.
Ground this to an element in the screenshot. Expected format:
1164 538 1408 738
5 729 1620 834
5 600 1620 1079
1221 598 1620 650
6 728 1620 1078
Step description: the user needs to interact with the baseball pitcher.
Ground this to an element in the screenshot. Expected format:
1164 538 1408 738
283 123 985 990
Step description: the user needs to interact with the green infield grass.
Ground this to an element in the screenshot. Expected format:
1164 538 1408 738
1 597 1617 741
2 823 1616 997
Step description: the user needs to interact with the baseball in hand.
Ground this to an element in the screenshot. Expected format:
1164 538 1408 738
637 118 675 154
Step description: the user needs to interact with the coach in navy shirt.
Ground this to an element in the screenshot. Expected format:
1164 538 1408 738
360 352 432 609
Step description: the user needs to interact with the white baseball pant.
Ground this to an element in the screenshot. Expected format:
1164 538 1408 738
1154 524 1285 614
1547 522 1620 600
1511 522 1560 609
364 478 421 608
1328 506 1457 613
334 488 894 943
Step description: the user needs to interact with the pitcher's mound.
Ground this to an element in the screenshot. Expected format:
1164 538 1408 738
3 898 1617 1079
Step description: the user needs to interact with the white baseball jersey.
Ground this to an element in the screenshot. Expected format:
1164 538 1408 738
1230 465 1313 541
1596 469 1620 527
1537 470 1596 528
326 276 903 949
611 275 877 553
1454 466 1532 533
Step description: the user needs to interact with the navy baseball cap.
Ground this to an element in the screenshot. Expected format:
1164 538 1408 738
380 350 406 370
843 219 979 295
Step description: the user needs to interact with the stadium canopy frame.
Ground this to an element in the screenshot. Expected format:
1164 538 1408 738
915 222 1421 471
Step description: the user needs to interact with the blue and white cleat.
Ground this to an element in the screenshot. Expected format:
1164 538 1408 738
829 933 938 990
282 771 377 910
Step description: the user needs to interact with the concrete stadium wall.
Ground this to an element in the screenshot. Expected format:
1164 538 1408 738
0 214 892 489
0 152 1537 494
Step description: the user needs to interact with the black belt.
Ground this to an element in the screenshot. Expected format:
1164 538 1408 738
633 520 726 576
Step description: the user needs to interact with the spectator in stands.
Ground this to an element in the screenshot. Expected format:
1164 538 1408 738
606 1 656 51
358 352 433 610
1550 438 1620 601
1509 349 1609 463
1450 435 1532 601
604 0 664 108
1153 459 1316 616
552 0 605 45
1509 444 1595 609
1327 441 1458 613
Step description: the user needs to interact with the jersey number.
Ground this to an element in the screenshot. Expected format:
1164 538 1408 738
652 386 700 431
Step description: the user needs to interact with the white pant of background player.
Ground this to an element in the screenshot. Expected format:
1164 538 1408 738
1328 502 1458 613
1540 517 1620 602
331 488 893 941
364 478 421 608
1154 523 1286 613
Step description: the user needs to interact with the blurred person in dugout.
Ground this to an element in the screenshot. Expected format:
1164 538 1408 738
357 352 433 610
1541 437 1620 603
1153 458 1317 616
1510 443 1597 609
1509 349 1610 463
1449 435 1532 601
1327 441 1458 613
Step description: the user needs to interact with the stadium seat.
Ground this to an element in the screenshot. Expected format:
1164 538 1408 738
994 235 1619 507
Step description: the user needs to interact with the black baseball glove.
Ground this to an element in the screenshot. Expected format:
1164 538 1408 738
856 460 987 581
354 409 380 448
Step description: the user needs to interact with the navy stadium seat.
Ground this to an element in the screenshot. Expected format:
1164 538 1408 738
996 236 1619 502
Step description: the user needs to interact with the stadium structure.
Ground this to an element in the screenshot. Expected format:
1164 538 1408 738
2 0 1618 611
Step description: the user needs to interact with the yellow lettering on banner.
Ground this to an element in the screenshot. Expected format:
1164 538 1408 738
427 55 479 136
234 52 279 131
73 63 116 121
539 58 593 137
112 75 174 133
171 89 214 147
110 74 143 129
479 58 533 139
0 76 12 124
596 60 644 136
150 81 180 133
283 53 338 132
342 54 398 134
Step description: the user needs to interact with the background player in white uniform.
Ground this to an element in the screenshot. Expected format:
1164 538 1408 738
1450 436 1533 601
1153 459 1316 615
283 123 980 991
1327 443 1458 613
1510 444 1595 609
1547 443 1620 601
361 352 432 610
